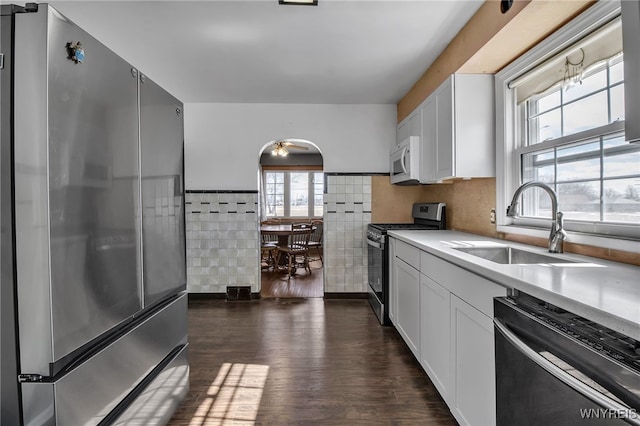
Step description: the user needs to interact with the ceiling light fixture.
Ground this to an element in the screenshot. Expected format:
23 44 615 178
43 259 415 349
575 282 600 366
279 0 318 6
271 143 289 157
270 140 309 157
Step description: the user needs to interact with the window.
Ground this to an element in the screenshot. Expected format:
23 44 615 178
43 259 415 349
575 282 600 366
522 56 625 145
517 55 640 226
496 2 640 247
263 171 323 218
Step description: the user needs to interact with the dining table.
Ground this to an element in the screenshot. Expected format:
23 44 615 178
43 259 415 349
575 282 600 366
260 223 316 271
260 223 296 247
260 223 317 246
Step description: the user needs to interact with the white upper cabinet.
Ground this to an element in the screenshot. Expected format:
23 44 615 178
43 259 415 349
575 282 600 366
435 77 455 181
420 96 437 183
396 108 422 146
396 73 495 183
433 74 495 181
622 0 640 143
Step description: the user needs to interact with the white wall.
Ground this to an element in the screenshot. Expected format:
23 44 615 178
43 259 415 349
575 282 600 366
184 103 396 190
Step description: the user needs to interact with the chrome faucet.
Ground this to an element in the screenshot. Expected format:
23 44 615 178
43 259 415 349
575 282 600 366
506 181 567 253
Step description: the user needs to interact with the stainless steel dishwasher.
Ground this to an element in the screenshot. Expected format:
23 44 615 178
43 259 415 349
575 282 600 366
494 292 640 426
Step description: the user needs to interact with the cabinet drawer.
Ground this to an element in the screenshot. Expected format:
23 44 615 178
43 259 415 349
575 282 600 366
421 252 506 317
396 240 420 270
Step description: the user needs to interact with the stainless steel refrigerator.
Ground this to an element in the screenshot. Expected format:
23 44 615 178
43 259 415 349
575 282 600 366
1 4 189 424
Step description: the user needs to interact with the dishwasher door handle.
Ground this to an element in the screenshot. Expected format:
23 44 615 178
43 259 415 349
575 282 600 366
494 318 640 426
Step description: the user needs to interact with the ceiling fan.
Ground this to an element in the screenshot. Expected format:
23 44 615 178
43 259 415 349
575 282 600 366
270 140 310 157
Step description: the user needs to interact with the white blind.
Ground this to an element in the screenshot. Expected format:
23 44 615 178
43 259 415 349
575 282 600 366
510 16 622 103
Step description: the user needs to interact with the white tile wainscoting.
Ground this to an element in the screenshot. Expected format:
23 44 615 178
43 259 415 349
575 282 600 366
185 174 376 295
185 191 259 293
323 174 372 294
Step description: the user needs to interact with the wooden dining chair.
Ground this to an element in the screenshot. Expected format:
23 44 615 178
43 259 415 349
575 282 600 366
260 220 279 270
260 234 277 270
307 220 323 265
275 223 313 279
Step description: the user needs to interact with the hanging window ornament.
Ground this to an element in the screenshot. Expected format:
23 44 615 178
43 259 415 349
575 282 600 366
563 48 585 89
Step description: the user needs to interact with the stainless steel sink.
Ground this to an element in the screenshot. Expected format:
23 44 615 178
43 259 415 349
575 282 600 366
453 246 579 265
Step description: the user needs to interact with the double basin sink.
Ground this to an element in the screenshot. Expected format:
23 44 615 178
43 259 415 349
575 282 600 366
453 246 581 265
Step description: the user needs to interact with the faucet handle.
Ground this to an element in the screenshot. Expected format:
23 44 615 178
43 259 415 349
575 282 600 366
549 211 567 253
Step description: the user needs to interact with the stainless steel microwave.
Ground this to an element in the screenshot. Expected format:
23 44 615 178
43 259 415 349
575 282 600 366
390 136 420 185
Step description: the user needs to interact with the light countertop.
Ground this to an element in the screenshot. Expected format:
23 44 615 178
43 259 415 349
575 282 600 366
387 230 640 341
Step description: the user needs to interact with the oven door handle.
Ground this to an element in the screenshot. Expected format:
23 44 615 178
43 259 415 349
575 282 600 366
494 318 640 425
366 238 382 249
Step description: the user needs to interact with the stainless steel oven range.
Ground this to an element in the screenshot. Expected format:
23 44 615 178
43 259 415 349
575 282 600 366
366 202 446 325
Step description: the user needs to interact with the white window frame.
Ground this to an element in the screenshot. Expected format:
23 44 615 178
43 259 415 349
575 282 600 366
495 0 639 252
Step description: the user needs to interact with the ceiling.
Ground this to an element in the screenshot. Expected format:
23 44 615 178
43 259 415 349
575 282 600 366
39 1 483 104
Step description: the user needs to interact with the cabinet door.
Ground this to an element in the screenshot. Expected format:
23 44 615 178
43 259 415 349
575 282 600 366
139 76 186 307
450 295 496 426
397 120 409 145
394 257 421 357
397 109 422 146
436 77 454 181
388 237 397 325
622 0 640 143
420 273 450 402
420 95 437 183
408 108 422 139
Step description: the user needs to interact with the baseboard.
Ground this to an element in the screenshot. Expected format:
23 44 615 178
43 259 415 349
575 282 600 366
323 292 368 299
188 293 226 301
188 292 260 302
189 292 366 301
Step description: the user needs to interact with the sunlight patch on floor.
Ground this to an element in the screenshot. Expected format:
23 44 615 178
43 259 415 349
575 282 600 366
189 363 270 426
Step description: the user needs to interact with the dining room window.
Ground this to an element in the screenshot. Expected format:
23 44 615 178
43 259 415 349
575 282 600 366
263 171 323 218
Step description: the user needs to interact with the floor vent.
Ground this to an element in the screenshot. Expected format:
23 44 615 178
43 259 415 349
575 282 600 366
226 286 251 301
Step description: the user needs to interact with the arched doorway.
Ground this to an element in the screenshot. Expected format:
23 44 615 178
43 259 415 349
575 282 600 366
257 139 324 298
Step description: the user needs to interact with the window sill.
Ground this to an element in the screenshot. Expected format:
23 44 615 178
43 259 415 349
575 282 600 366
496 225 640 254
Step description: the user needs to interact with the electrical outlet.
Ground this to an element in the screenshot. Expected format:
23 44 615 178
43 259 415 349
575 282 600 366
490 208 496 224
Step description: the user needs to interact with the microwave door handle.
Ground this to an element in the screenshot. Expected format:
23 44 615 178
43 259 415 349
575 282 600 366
494 319 640 426
400 147 409 174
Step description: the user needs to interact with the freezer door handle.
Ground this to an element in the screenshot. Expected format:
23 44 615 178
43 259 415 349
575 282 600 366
494 318 640 426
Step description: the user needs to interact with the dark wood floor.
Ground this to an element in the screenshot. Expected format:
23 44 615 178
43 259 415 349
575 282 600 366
168 298 457 425
260 259 324 299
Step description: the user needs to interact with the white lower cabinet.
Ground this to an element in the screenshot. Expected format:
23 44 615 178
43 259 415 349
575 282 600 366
394 257 421 357
420 274 450 401
388 243 506 426
450 294 496 426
